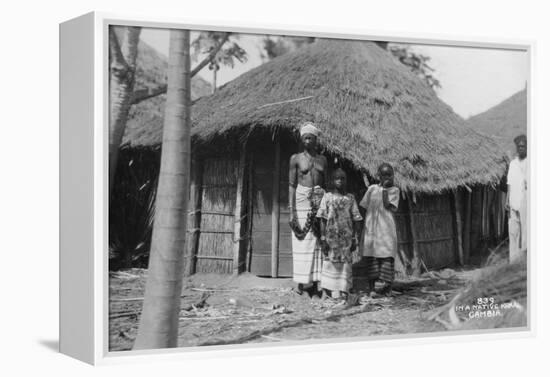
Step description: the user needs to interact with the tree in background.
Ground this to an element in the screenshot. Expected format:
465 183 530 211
261 35 315 61
130 32 242 104
109 30 241 199
109 31 250 272
134 29 192 350
387 44 441 90
191 32 247 93
109 26 141 196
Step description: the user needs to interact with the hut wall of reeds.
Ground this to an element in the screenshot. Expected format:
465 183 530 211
117 39 508 276
177 132 505 277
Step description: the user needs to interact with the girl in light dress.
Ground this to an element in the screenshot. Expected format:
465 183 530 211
359 163 400 297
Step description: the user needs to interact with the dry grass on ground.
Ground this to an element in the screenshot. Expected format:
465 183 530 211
108 247 527 352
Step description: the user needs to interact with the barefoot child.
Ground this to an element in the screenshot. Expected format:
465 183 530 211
360 163 400 297
316 168 363 301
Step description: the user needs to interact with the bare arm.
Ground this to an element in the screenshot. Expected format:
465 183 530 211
319 218 329 255
350 220 362 253
382 188 397 212
349 195 363 252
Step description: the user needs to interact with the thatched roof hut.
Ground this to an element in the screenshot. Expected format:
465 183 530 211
124 39 506 194
117 39 507 277
110 38 211 269
123 39 212 147
467 88 527 158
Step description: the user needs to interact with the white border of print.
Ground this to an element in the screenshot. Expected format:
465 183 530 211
84 11 534 365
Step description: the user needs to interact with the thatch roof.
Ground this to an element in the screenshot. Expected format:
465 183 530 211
124 39 506 193
467 88 527 158
122 39 212 146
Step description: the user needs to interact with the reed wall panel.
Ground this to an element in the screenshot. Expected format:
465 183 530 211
385 194 456 271
470 186 483 255
196 158 238 274
413 193 456 268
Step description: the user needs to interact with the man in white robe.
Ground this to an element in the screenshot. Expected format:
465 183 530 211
506 134 527 262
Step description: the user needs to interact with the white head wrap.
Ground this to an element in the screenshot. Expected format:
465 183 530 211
300 122 320 137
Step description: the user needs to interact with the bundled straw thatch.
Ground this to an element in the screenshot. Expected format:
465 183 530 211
467 88 527 158
123 39 506 194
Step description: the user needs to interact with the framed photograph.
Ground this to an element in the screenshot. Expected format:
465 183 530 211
60 12 532 365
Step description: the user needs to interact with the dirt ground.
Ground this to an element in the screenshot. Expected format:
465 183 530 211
108 265 503 351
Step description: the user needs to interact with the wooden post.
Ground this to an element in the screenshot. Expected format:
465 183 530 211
481 187 488 238
185 158 202 276
271 140 281 278
487 188 496 243
495 190 502 238
463 190 472 263
497 190 505 238
453 190 465 266
407 193 422 276
233 147 247 275
245 151 254 272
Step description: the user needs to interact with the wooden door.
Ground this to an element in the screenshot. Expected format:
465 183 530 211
249 140 294 277
276 143 293 277
249 145 275 276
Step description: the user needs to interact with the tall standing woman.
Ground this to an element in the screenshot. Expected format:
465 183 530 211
288 122 328 295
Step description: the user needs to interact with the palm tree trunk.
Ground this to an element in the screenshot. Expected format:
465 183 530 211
109 26 141 197
133 29 192 350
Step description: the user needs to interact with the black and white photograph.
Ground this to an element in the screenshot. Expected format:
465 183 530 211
107 25 529 352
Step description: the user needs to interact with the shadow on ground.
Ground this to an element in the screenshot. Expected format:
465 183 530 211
38 339 59 352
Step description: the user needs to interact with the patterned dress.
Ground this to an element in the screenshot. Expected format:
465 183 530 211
360 184 400 282
316 192 363 292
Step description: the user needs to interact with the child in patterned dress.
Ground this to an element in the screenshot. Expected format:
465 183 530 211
317 168 363 301
360 163 400 297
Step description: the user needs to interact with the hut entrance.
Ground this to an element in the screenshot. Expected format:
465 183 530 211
249 136 296 277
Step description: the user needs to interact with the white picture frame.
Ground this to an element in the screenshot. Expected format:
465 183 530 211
59 11 534 365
